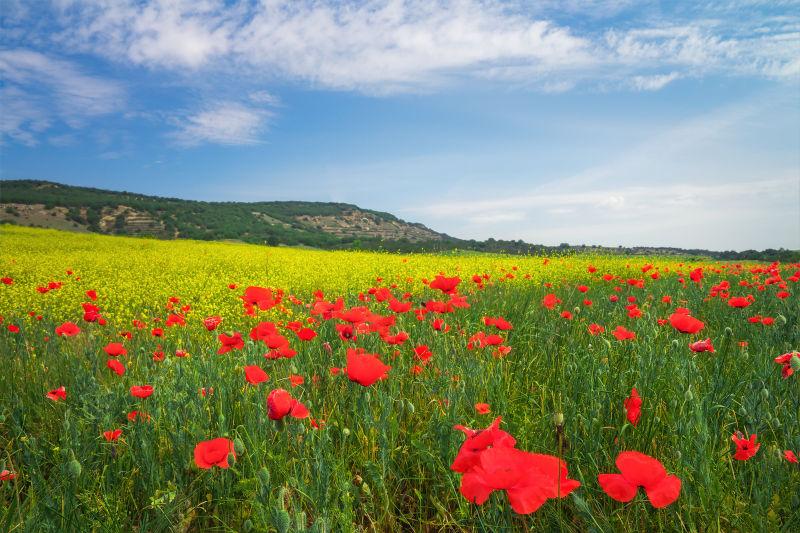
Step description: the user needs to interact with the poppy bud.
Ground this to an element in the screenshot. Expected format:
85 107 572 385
670 339 680 349
258 467 270 488
738 406 748 417
675 450 681 460
553 412 564 426
361 482 371 496
65 458 82 478
791 355 800 372
761 388 769 400
723 326 733 337
218 414 225 427
233 438 245 456
242 519 253 533
227 452 236 466
342 428 350 437
274 509 291 533
573 306 581 314
405 400 415 414
776 314 787 325
290 364 298 374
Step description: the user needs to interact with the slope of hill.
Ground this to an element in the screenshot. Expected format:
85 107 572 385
1 180 797 261
0 180 448 248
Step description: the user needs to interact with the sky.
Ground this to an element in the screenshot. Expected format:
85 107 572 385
1 0 798 251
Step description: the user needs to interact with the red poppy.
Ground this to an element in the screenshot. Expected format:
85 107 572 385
55 321 81 337
267 388 309 420
7 324 20 333
542 293 561 310
774 351 799 378
194 437 235 469
669 312 704 334
0 469 15 481
598 451 681 508
612 326 636 341
103 429 122 442
475 403 491 415
46 386 67 401
241 286 282 312
166 313 185 327
459 447 581 514
731 433 759 460
130 385 153 398
429 275 461 294
103 342 127 357
785 450 798 464
297 328 317 341
244 365 269 385
689 338 715 353
728 297 751 308
217 332 244 354
203 316 222 331
1 277 12 285
107 359 125 376
289 374 305 387
86 290 98 301
345 348 391 386
451 417 517 472
588 324 605 336
388 298 412 313
484 316 513 330
624 388 642 427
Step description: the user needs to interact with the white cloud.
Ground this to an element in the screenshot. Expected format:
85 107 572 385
28 0 797 94
0 49 124 145
171 102 270 146
631 72 681 91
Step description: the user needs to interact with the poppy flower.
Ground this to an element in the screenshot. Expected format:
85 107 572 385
103 429 122 442
784 450 798 464
451 417 517 472
1 277 12 285
459 447 581 514
598 451 681 508
103 342 127 357
345 348 391 386
289 374 304 387
166 313 185 327
542 294 561 310
267 388 309 420
669 313 704 334
414 345 433 363
484 316 513 330
388 298 412 313
244 365 269 385
194 437 235 469
203 316 222 331
689 338 715 353
731 433 759 460
612 326 636 341
0 469 15 481
429 275 461 294
217 332 244 354
46 386 67 401
130 385 153 398
475 403 491 415
86 290 98 301
107 359 125 376
297 328 317 341
728 297 751 308
588 324 605 336
55 321 81 337
241 286 282 312
774 351 799 378
624 388 642 427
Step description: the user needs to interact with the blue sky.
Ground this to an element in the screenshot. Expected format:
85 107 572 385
1 1 798 251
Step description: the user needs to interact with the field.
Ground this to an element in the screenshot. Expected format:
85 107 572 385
0 225 798 532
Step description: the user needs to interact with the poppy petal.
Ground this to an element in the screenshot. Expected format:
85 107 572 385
644 474 681 508
598 474 638 502
459 471 494 505
615 451 667 488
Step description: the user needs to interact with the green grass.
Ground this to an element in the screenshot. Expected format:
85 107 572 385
0 229 798 532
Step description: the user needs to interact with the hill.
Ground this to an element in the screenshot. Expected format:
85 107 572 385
1 179 797 261
0 180 449 249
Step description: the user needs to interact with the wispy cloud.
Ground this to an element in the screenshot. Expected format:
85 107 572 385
0 49 124 145
171 102 271 146
19 0 798 93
